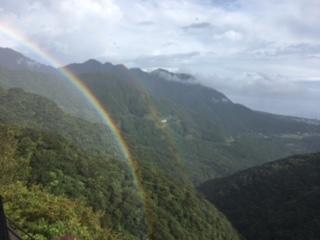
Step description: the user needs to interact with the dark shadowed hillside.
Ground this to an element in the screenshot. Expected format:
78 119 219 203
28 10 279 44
199 152 320 240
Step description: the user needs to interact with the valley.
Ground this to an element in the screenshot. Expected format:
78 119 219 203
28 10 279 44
0 47 319 240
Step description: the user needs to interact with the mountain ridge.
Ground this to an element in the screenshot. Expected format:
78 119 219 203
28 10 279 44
2 46 320 184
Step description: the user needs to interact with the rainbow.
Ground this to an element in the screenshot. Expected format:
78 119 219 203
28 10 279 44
0 22 143 195
0 22 158 236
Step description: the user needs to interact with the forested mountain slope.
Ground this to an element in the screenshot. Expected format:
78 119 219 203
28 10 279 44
0 86 241 239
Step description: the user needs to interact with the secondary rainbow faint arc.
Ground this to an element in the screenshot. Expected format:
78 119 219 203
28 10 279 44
0 22 139 184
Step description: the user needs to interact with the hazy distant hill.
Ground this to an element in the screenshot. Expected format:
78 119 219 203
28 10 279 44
0 47 54 72
0 47 99 122
199 152 320 240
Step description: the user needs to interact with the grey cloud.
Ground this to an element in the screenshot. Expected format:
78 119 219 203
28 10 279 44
181 22 234 35
279 44 320 57
288 19 320 39
200 72 300 98
296 81 320 92
161 42 176 47
129 51 200 69
140 51 200 61
182 22 212 31
244 43 320 58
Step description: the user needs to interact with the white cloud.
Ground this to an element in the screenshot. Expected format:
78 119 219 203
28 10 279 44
59 0 122 21
1 0 318 63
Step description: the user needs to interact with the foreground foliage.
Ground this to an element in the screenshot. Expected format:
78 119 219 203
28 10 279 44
1 183 116 240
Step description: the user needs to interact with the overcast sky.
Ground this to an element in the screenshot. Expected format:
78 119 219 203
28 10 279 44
0 0 320 118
